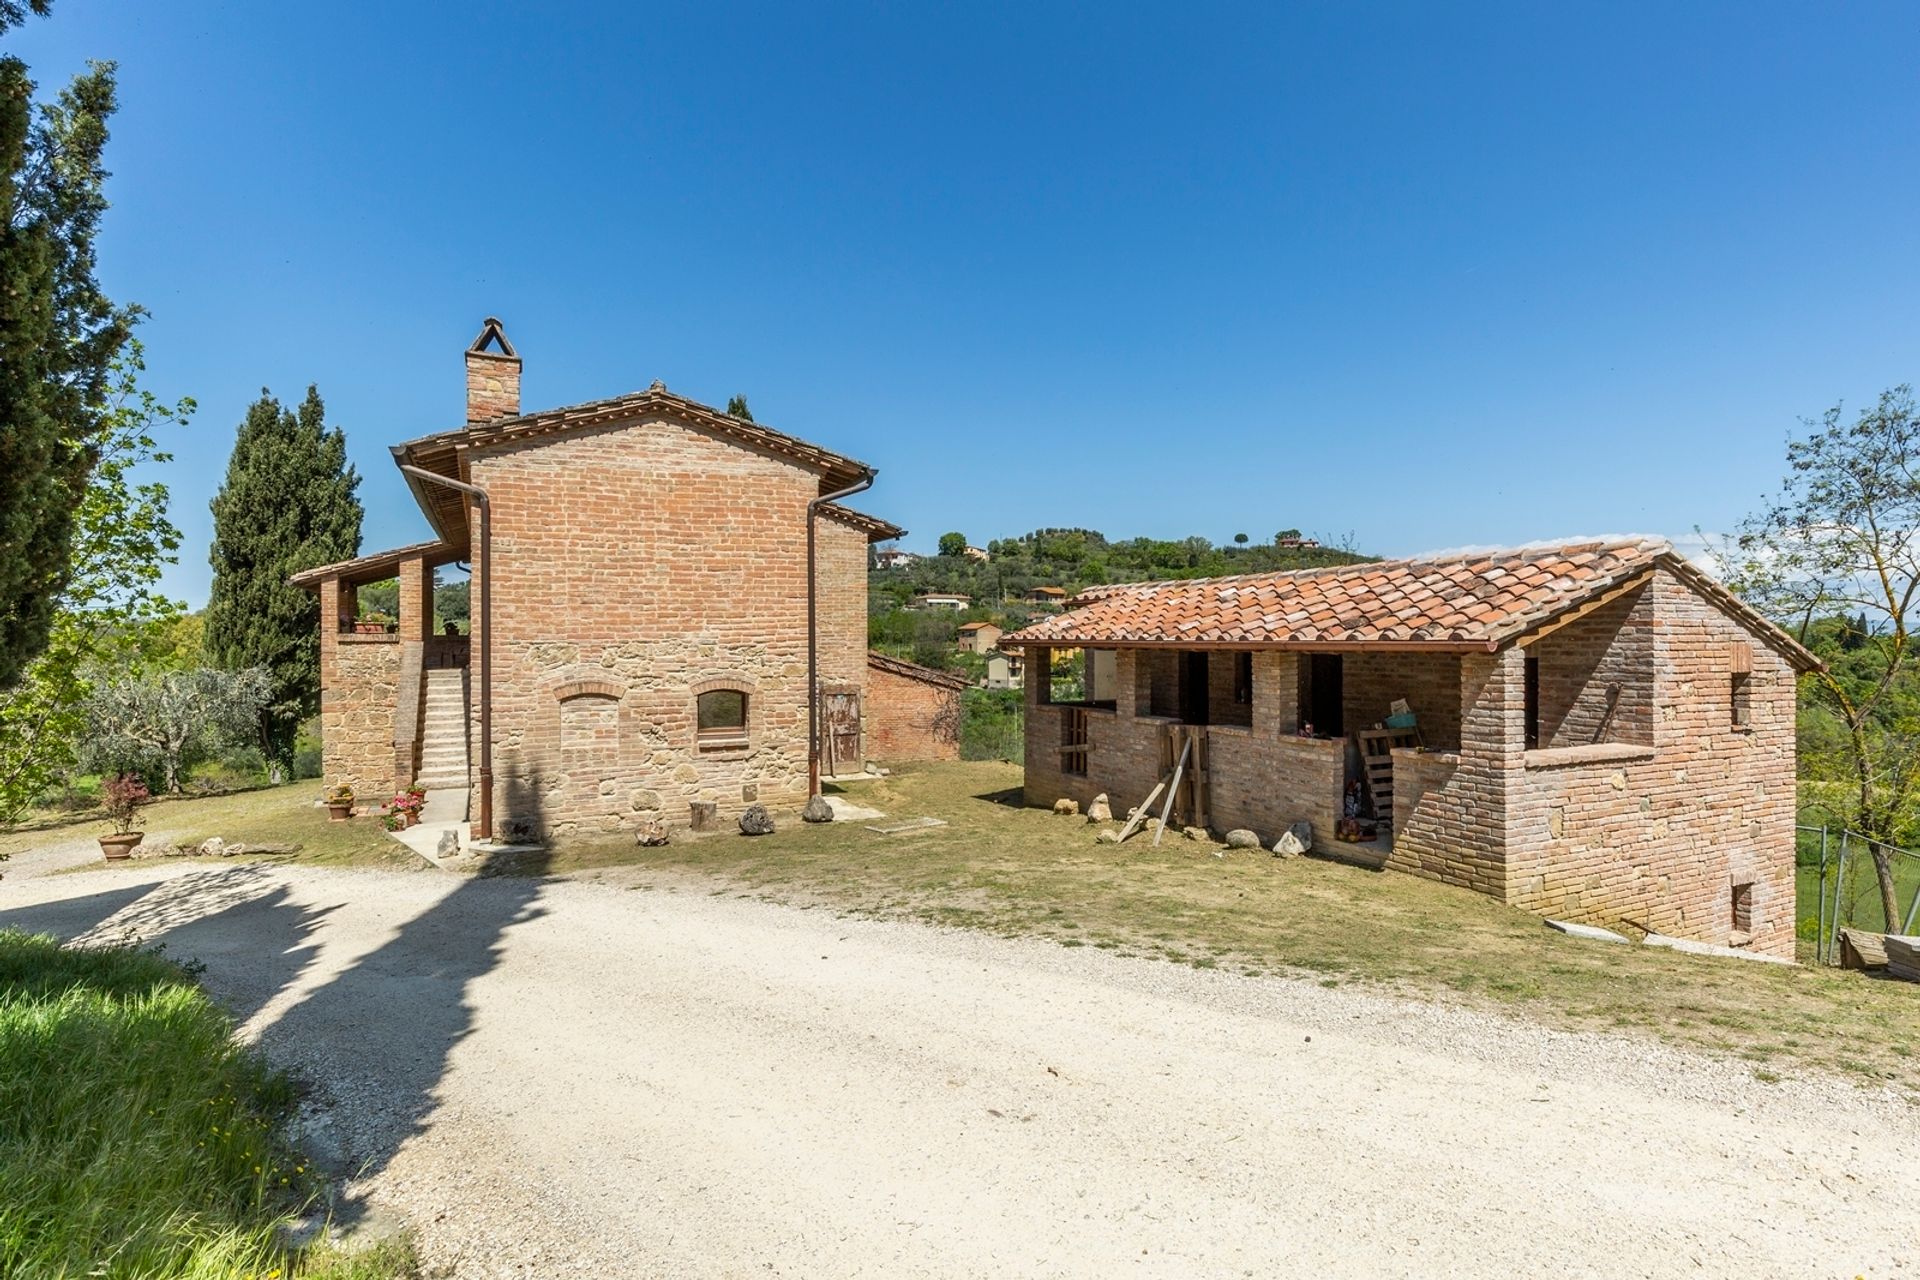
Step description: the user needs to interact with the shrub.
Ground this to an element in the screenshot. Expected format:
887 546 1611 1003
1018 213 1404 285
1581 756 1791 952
101 772 150 834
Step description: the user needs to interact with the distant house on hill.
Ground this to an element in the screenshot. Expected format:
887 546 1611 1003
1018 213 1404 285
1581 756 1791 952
909 591 971 611
956 621 1003 654
1025 585 1069 606
963 545 991 563
1276 535 1320 549
983 650 1024 690
873 547 918 570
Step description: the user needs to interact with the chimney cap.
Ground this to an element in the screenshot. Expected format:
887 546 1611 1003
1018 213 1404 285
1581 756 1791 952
467 316 518 360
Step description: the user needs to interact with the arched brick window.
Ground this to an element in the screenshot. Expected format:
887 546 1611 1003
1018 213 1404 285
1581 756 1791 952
691 677 754 748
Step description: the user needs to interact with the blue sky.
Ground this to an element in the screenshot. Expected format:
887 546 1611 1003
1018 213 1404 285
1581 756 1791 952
10 2 1918 605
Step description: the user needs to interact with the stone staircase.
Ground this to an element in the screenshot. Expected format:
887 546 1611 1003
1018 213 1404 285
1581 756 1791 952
412 667 471 819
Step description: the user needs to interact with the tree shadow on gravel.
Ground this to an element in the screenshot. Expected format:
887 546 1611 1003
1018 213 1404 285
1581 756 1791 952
0 864 335 1027
255 771 553 1233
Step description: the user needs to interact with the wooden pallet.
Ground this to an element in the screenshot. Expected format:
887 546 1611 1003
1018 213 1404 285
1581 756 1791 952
1355 727 1419 820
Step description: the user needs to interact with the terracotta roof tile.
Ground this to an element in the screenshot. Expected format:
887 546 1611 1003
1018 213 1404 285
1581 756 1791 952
1004 539 1678 652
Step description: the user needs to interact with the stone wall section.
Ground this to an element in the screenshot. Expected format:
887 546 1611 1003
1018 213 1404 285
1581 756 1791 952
319 635 404 798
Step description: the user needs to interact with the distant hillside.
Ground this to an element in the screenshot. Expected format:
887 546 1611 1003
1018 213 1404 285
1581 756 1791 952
868 527 1375 672
871 527 1372 612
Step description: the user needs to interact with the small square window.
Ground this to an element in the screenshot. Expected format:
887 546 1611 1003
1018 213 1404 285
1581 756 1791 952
1731 671 1752 729
697 689 747 738
1731 881 1754 934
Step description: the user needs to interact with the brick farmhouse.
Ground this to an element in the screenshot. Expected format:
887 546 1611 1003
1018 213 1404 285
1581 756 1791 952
292 319 914 843
1004 540 1821 958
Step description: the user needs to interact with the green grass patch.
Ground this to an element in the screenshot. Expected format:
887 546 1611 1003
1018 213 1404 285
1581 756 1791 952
0 929 412 1278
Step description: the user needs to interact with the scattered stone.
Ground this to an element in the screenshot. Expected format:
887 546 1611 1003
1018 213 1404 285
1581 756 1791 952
1273 821 1312 857
1085 793 1112 823
436 829 461 858
133 839 174 859
802 794 835 824
1182 825 1209 842
689 801 718 832
1053 798 1080 816
738 804 775 836
634 814 669 847
196 837 226 857
1224 829 1262 850
1096 829 1121 844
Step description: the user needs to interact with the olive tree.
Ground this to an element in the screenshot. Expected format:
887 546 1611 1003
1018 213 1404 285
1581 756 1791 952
82 666 271 794
1726 385 1920 929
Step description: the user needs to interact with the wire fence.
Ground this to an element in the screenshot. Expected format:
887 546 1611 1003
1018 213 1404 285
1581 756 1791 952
1797 823 1920 964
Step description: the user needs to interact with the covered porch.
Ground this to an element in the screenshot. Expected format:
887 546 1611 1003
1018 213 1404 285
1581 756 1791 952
1025 644 1467 861
290 539 473 808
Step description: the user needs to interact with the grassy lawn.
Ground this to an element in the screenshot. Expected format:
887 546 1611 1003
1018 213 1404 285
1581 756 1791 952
0 782 422 872
0 929 414 1278
553 761 1920 1091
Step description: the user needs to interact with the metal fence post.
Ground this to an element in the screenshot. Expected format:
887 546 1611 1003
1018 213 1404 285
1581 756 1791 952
1828 832 1849 964
1816 826 1829 965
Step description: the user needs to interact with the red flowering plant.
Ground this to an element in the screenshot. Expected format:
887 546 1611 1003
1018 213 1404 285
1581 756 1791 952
102 773 152 835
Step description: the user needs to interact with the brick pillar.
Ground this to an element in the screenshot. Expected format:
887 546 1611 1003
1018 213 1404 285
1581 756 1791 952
317 578 346 783
398 556 432 643
1254 651 1298 736
1115 651 1141 719
1458 647 1526 899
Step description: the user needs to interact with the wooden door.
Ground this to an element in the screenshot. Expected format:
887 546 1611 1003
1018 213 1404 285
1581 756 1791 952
822 688 862 777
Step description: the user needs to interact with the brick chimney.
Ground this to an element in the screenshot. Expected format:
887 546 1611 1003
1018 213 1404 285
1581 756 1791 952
465 316 520 423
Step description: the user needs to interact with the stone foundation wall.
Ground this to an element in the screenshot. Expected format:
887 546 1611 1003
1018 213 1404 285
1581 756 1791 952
320 635 404 798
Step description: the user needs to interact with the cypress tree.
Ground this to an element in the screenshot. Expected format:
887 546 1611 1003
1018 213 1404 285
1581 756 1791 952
725 394 753 421
204 387 362 764
0 3 137 687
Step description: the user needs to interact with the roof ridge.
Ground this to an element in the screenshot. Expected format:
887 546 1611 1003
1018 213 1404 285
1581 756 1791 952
1080 537 1672 599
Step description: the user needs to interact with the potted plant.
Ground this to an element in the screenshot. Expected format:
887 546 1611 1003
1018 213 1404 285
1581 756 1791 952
99 772 151 861
354 611 395 635
388 791 423 827
324 783 355 821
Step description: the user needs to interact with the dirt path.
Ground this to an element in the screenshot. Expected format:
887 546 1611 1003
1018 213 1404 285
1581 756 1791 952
3 853 1915 1279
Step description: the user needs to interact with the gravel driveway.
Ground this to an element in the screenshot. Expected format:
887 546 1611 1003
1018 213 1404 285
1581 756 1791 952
3 843 1916 1279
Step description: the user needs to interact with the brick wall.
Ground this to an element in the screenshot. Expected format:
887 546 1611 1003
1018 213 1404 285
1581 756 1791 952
1504 568 1798 957
1532 582 1655 748
865 658 962 762
1342 652 1463 749
1384 649 1522 897
463 409 868 842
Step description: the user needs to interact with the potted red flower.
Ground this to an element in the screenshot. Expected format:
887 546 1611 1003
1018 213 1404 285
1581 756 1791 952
99 772 151 861
388 790 424 827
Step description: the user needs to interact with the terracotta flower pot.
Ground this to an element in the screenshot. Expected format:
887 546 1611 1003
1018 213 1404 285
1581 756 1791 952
326 802 353 822
99 832 143 861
